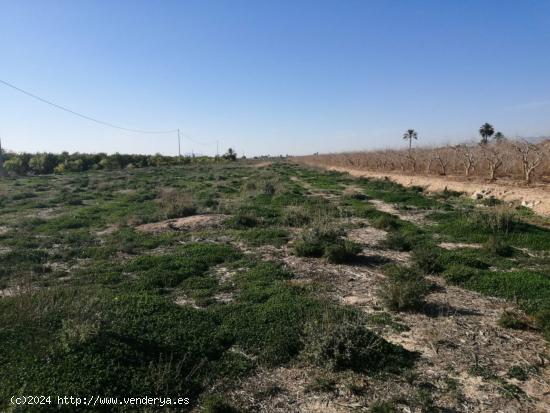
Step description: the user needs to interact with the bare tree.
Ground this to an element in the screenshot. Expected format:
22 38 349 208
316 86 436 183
482 145 505 181
434 149 450 175
297 137 550 184
457 145 476 176
396 152 408 172
426 156 436 174
512 140 544 184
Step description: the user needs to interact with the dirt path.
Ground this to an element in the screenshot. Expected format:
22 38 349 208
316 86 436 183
304 164 550 216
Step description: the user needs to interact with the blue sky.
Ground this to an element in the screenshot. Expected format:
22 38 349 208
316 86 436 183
1 0 549 156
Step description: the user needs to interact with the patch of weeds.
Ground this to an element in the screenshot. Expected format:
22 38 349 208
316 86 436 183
324 240 362 264
301 310 415 373
127 243 240 289
218 263 323 366
293 226 343 258
534 308 550 341
227 212 259 229
415 383 437 412
444 377 463 402
436 248 491 271
377 266 430 312
498 310 530 330
484 235 514 257
201 395 242 413
370 400 398 413
237 228 290 247
412 246 443 274
344 191 368 201
293 225 361 263
305 376 336 393
366 312 410 333
468 364 496 380
371 214 400 231
496 380 524 399
442 265 480 284
379 231 412 251
253 384 283 399
466 271 550 313
507 365 529 381
281 206 310 227
480 196 503 206
435 188 464 200
156 188 197 219
432 207 550 251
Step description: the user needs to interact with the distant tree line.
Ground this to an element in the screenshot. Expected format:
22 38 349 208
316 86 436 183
0 151 217 176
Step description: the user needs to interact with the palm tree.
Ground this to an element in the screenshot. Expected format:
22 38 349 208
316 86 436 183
223 148 237 161
402 129 418 152
479 123 495 145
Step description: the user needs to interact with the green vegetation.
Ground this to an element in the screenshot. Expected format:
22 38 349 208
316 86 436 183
377 266 430 312
293 225 362 263
1 159 548 411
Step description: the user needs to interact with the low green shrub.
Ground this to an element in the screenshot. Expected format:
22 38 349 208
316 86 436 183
293 226 341 258
293 226 361 263
498 310 529 330
370 401 398 413
534 308 550 341
156 188 196 219
281 206 311 227
324 240 362 264
301 311 413 372
378 266 430 312
442 265 479 284
507 365 529 381
379 232 412 251
484 236 514 257
371 214 400 231
238 228 290 246
412 247 443 274
293 238 325 258
228 212 259 229
201 395 241 413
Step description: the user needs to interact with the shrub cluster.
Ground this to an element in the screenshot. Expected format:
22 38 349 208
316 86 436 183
301 311 414 372
377 266 430 312
293 226 362 263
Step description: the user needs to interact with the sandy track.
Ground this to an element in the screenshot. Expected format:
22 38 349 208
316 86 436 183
302 163 550 216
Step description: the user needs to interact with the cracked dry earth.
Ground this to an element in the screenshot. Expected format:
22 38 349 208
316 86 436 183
225 212 550 412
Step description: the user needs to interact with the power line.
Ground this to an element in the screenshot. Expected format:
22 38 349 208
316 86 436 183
0 78 177 134
180 131 217 146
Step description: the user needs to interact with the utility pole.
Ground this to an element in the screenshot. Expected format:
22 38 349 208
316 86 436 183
0 137 6 177
177 129 181 157
216 140 219 157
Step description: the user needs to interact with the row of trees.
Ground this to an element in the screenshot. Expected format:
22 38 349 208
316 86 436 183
299 134 549 185
0 146 242 176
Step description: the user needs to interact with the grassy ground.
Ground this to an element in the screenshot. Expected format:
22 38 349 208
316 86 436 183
0 161 548 412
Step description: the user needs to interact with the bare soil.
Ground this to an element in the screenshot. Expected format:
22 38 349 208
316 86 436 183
135 214 229 233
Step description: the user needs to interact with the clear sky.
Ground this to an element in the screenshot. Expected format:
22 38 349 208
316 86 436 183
1 0 549 156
